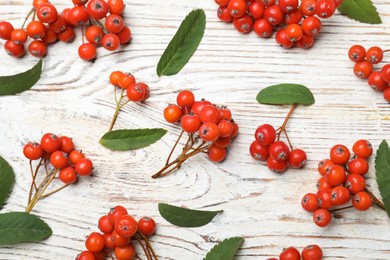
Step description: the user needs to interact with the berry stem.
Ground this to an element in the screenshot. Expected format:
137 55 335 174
39 184 69 200
365 187 386 210
28 158 44 204
29 160 38 191
276 104 297 149
165 130 184 165
135 236 152 260
21 8 35 29
108 88 126 132
139 232 158 260
329 205 354 212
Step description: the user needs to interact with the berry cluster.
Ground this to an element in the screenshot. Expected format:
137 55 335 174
0 0 130 60
23 133 93 212
76 206 157 260
154 90 238 178
301 140 377 227
250 123 307 173
107 71 150 131
348 45 390 102
267 244 323 260
215 0 342 49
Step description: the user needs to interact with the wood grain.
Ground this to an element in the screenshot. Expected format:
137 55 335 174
0 0 390 259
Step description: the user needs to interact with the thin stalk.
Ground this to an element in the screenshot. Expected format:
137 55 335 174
330 205 354 212
29 160 38 191
276 104 297 141
21 8 35 29
108 88 125 132
165 130 184 165
135 236 152 260
39 184 69 200
365 188 386 210
28 158 44 204
139 232 158 260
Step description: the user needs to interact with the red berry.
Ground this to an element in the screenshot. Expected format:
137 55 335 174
325 165 346 187
199 122 220 142
114 243 136 260
102 33 120 51
368 71 388 91
315 0 336 18
352 139 373 158
108 206 128 225
59 166 78 184
302 244 323 260
98 215 114 234
329 144 350 165
217 6 233 23
208 144 227 162
50 151 69 169
348 45 366 62
345 173 366 194
87 0 109 20
36 3 58 24
275 28 294 48
267 156 288 173
253 18 273 38
180 114 202 133
249 140 270 161
347 157 369 175
316 188 332 209
4 40 25 57
353 191 372 211
115 215 138 238
366 46 383 64
75 158 93 176
85 232 105 253
354 60 373 79
313 208 331 227
288 148 307 168
227 0 247 18
330 186 350 206
0 21 14 40
279 247 300 260
254 124 276 146
177 90 195 108
23 142 43 160
105 14 124 34
381 64 390 83
137 217 156 236
199 105 222 124
264 5 284 25
233 15 253 34
269 141 290 162
164 104 182 123
301 193 319 212
41 133 61 153
85 25 104 45
248 2 265 19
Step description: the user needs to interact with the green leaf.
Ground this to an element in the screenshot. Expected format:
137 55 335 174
0 59 43 95
338 0 381 24
157 9 206 77
100 128 167 151
256 83 315 106
158 203 223 227
203 237 244 260
375 140 390 219
0 212 52 244
0 156 15 210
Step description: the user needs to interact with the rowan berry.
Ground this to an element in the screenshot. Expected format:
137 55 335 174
111 230 130 247
117 26 131 44
43 28 57 44
23 142 43 160
218 120 234 137
87 0 109 20
108 206 128 225
345 173 366 194
76 251 95 260
330 186 350 206
105 14 124 34
33 0 49 9
57 26 75 43
109 71 124 87
98 215 114 234
301 193 319 212
75 158 93 176
199 122 220 142
72 0 89 5
279 247 300 260
325 165 346 187
103 233 116 249
288 148 306 168
36 3 58 24
67 6 89 26
348 45 366 62
85 232 105 253
50 151 69 169
0 21 14 40
384 87 390 102
269 141 290 162
366 46 383 64
275 28 294 48
278 0 298 13
313 208 331 227
316 188 332 209
296 34 315 49
115 215 138 238
230 121 239 138
315 0 336 18
233 15 253 34
255 124 276 146
381 64 390 83
41 133 61 153
264 5 284 25
368 71 388 91
317 177 331 190
59 166 78 184
208 144 227 162
253 18 273 38
329 144 350 165
4 40 25 57
354 60 373 79
199 105 221 124
115 243 136 260
352 191 372 211
267 156 288 173
127 82 149 102
181 114 202 133
214 136 231 148
285 23 303 42
11 29 28 44
352 139 373 158
262 0 276 6
138 217 156 236
284 10 303 24
248 2 265 19
177 90 195 108
249 140 270 161
118 73 136 89
220 107 232 121
69 150 85 165
164 105 182 123
85 25 104 45
102 33 120 51
215 0 230 7
302 244 323 260
299 0 317 16
301 16 321 36
191 100 211 116
78 43 97 61
318 159 334 176
29 40 47 57
348 157 369 175
107 0 125 15
217 6 233 23
48 15 67 34
227 0 247 18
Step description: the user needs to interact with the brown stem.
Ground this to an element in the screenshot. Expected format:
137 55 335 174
365 188 386 210
135 236 152 260
165 130 184 165
139 232 158 260
330 205 354 212
276 104 297 141
29 160 38 191
39 184 69 200
28 158 44 204
21 8 35 29
108 88 125 132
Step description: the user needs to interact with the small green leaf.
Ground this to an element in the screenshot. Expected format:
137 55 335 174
100 128 167 151
338 0 381 24
0 212 52 244
375 140 390 219
157 9 206 77
0 59 43 95
0 156 15 210
203 237 244 260
256 83 315 106
158 203 223 227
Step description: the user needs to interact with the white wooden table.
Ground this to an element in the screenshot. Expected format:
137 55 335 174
0 0 390 259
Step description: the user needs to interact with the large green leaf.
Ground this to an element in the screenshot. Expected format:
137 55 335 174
0 212 52 244
375 140 390 219
203 237 244 260
338 0 381 24
0 59 43 95
157 9 206 77
0 155 14 210
256 83 315 106
100 128 167 151
158 203 223 227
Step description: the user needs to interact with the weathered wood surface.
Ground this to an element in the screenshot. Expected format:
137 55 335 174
0 0 390 259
